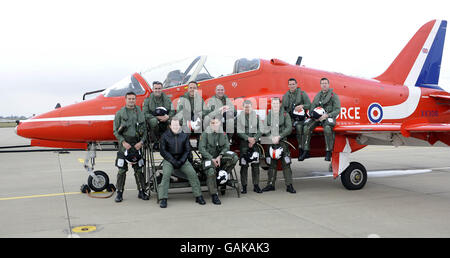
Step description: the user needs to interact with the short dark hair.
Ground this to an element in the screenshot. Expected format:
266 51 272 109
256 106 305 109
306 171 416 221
243 99 253 106
271 97 281 102
188 81 198 87
169 117 181 125
125 91 136 97
320 77 329 83
152 81 163 86
210 117 221 123
288 78 297 83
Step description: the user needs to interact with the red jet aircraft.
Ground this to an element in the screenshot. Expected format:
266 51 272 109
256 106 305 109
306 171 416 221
15 19 449 191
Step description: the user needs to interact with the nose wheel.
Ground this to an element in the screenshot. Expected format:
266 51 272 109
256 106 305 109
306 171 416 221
88 170 110 192
81 143 115 196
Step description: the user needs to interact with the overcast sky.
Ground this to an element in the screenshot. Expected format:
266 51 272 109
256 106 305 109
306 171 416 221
0 0 449 117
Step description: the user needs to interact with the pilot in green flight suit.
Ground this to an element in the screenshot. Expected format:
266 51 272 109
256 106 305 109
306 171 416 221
281 78 311 156
204 84 236 140
262 97 296 193
199 117 238 205
113 91 148 202
299 78 341 162
175 81 208 134
142 81 174 149
236 100 263 194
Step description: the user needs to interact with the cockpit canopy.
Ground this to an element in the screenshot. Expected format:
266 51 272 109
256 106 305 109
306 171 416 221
101 56 260 97
102 74 146 98
141 55 259 89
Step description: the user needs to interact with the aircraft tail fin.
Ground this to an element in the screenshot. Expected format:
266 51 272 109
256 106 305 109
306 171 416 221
374 20 447 90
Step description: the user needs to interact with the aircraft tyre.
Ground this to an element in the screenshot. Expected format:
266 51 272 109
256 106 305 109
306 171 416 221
340 162 367 190
88 170 110 192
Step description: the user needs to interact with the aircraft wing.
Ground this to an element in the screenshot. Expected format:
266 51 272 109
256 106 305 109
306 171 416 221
324 122 450 146
401 123 450 133
313 123 402 133
325 122 450 134
334 124 402 132
313 122 450 145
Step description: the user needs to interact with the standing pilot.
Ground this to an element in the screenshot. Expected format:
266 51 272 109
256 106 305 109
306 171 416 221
299 77 341 161
236 100 263 194
281 78 311 159
262 97 296 193
113 91 149 202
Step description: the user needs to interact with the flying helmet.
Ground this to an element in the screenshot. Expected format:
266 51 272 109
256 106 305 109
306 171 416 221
243 148 259 164
124 147 142 164
216 170 229 185
292 108 306 121
154 106 168 116
311 107 326 120
269 146 283 160
187 117 202 131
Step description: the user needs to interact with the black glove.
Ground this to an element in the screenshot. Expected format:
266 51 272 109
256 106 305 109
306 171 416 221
173 160 183 169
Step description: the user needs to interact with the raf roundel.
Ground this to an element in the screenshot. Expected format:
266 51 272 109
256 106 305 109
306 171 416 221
367 103 383 123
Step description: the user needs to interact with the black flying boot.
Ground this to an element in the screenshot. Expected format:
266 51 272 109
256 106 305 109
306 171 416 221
212 194 221 205
262 184 275 192
196 196 206 205
325 151 332 161
298 150 310 161
286 184 297 194
138 190 149 200
253 184 263 193
115 191 123 203
241 185 247 194
160 198 167 208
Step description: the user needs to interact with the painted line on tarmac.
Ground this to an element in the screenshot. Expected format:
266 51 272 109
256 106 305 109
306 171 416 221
0 188 135 201
0 192 81 201
77 157 164 164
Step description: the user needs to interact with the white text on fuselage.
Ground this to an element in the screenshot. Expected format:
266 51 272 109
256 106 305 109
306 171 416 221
337 107 361 120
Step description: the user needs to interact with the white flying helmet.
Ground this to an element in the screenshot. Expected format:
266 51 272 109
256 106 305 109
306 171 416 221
216 170 228 185
292 108 306 121
269 146 283 160
311 107 326 120
187 117 202 131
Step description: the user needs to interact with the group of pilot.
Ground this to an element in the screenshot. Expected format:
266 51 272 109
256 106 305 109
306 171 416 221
112 78 341 208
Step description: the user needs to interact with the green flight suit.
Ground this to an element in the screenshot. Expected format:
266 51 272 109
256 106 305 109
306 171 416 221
175 92 207 133
303 89 341 151
142 92 174 142
113 105 147 192
264 109 294 186
205 94 236 137
158 160 202 200
281 88 311 150
236 110 262 186
199 126 238 195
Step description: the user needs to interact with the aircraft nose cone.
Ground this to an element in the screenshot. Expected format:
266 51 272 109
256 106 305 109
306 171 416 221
15 121 25 138
14 120 21 135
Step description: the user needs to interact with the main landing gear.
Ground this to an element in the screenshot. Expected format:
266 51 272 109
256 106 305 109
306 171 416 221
331 135 368 190
340 162 367 190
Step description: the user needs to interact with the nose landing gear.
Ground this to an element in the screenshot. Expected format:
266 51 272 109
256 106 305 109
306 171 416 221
80 143 115 197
